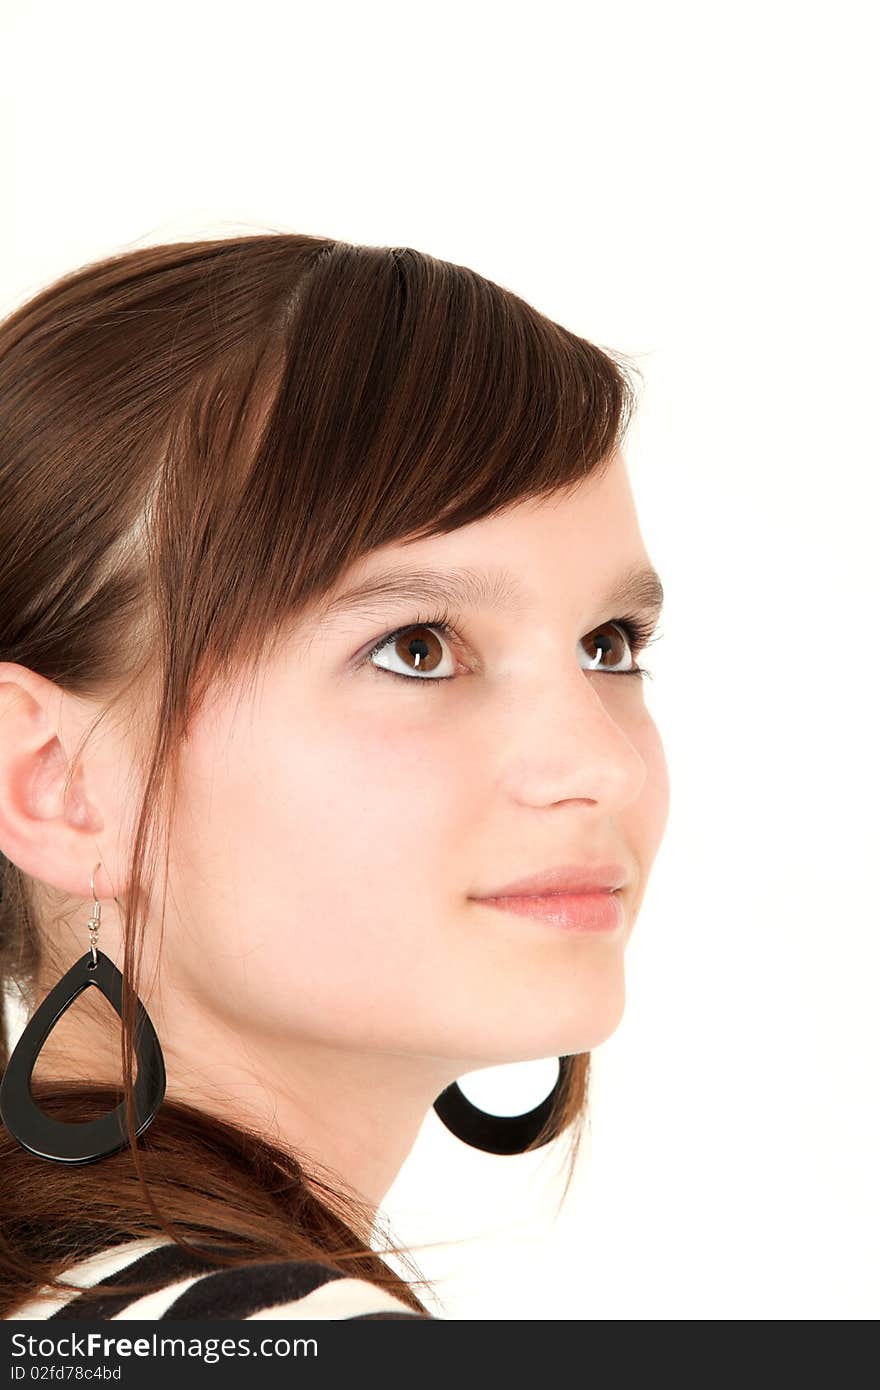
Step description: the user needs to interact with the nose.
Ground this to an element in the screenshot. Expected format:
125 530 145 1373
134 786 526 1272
498 666 647 811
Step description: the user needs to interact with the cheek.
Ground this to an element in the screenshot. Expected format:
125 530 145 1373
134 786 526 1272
280 702 464 880
624 711 671 911
640 716 671 840
201 702 469 1024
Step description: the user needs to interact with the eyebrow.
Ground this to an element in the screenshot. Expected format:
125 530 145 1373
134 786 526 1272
320 562 665 623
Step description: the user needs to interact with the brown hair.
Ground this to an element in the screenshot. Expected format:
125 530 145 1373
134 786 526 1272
0 230 640 1317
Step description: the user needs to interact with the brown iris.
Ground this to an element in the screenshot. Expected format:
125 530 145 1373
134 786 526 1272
394 626 443 673
583 623 630 671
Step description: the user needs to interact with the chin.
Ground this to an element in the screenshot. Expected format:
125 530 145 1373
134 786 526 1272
489 988 627 1064
558 981 627 1055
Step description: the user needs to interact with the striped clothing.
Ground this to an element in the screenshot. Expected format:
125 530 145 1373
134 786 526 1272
5 1238 436 1320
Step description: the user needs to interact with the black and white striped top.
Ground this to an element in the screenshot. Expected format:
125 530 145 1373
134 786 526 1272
5 1237 437 1320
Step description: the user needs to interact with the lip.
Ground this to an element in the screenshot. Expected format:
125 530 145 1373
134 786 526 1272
470 862 629 897
473 890 624 933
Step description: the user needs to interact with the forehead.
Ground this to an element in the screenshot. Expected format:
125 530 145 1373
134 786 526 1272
358 450 634 559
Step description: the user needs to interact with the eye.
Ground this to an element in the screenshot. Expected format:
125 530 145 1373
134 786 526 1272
580 616 659 677
364 610 661 685
366 619 461 687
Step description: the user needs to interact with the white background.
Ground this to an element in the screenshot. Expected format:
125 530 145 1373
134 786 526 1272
1 0 877 1319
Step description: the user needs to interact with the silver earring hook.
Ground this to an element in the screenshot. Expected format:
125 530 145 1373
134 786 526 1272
87 860 102 966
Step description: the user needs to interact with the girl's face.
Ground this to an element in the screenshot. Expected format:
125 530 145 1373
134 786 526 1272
160 449 669 1077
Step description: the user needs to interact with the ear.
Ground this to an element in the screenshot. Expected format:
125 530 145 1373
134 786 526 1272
0 663 116 901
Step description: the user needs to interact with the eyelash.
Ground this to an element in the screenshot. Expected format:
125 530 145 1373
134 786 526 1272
362 606 661 688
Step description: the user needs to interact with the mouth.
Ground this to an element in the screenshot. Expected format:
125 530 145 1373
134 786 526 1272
471 889 624 934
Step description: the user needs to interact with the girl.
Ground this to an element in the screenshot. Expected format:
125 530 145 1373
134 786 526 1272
0 233 668 1319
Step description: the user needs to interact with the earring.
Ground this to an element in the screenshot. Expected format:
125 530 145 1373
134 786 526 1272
433 1055 575 1154
0 861 166 1164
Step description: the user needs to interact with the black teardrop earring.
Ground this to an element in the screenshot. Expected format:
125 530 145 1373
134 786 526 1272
0 861 166 1164
433 1055 575 1155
